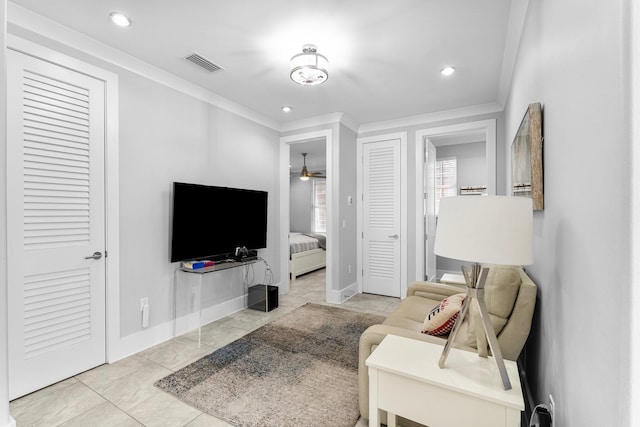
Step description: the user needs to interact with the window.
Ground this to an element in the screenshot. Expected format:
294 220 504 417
435 157 457 214
312 180 327 233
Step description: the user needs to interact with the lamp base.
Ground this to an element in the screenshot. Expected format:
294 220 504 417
438 263 512 390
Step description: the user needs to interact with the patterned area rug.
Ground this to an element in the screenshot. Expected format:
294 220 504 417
155 303 384 427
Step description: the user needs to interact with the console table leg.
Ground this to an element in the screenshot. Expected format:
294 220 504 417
198 274 203 348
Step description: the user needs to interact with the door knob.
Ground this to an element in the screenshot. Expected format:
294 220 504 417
84 251 103 260
388 234 399 239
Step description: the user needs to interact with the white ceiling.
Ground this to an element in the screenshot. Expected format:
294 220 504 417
9 0 513 127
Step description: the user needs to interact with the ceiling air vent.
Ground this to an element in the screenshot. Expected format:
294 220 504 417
185 53 223 73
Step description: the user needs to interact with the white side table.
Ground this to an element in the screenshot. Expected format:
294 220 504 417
366 335 524 427
439 273 466 286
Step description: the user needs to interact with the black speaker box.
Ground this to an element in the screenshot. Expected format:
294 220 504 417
248 284 278 312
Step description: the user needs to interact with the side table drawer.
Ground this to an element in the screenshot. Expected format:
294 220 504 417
377 370 517 427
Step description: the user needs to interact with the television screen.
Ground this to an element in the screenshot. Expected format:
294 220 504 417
170 182 268 263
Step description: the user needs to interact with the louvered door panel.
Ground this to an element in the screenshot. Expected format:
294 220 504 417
7 49 106 399
24 268 92 359
362 140 401 297
23 70 91 251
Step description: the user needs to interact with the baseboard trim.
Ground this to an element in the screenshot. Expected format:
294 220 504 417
113 295 245 361
326 282 358 304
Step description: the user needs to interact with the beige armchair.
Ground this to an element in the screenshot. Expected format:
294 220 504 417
358 265 537 421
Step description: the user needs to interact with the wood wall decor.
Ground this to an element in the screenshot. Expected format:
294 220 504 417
511 102 543 210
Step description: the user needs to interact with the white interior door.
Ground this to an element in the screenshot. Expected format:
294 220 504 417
7 50 106 399
425 140 437 281
362 139 401 297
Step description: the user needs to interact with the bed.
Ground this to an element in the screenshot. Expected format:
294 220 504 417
289 233 326 280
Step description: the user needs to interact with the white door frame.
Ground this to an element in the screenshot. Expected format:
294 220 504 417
357 132 408 298
7 35 121 362
414 119 496 283
279 130 333 297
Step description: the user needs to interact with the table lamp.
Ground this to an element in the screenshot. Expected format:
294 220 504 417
434 196 533 390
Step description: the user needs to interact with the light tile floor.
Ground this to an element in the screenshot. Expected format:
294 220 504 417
10 269 400 427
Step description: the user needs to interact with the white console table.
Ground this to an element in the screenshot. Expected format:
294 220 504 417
174 258 263 346
366 335 524 427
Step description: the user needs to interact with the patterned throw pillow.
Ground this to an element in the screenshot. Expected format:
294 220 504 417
421 293 466 336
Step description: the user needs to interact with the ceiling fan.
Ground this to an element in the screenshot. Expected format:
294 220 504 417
299 153 326 180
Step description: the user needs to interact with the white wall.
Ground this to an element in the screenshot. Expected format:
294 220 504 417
504 0 632 425
436 141 486 189
289 177 312 232
337 124 358 290
117 72 280 337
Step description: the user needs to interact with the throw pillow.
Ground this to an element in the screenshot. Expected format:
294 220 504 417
421 293 466 336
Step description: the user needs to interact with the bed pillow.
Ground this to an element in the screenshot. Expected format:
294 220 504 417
421 293 466 336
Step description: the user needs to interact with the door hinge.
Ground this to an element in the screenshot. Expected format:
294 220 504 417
104 250 108 258
362 232 364 238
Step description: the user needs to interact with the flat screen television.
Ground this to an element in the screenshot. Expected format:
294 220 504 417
170 182 268 263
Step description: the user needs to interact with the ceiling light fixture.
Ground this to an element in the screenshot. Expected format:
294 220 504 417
282 106 292 113
110 12 131 27
300 153 310 181
440 66 456 76
299 153 326 180
290 44 329 86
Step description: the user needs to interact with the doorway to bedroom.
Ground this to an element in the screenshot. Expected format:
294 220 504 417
289 140 327 283
279 130 331 301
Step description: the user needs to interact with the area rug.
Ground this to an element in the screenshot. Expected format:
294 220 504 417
155 303 384 427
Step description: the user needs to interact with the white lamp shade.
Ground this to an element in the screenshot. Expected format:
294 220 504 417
434 196 533 266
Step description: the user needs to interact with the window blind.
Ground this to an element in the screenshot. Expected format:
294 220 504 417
312 180 327 233
435 157 457 214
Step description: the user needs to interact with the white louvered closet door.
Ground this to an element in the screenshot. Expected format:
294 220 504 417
362 139 401 297
7 50 106 399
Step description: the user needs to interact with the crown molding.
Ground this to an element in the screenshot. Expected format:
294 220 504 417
497 0 530 107
337 113 359 134
7 3 281 131
358 102 503 134
280 112 344 133
279 112 358 134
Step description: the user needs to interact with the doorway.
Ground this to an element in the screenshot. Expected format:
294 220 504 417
415 119 497 282
279 130 333 299
288 139 327 282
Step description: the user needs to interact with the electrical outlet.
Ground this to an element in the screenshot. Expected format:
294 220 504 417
548 394 555 426
348 265 352 274
140 297 150 328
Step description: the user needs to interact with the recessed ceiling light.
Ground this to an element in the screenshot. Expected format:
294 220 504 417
440 66 456 76
110 12 131 27
282 106 292 113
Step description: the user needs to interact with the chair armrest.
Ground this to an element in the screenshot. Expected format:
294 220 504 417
407 281 465 299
